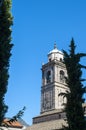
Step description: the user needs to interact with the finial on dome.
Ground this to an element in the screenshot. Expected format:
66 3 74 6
54 41 57 49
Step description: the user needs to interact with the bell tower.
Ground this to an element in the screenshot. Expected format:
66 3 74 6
41 44 67 113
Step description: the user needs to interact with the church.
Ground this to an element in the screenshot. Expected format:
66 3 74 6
26 44 86 130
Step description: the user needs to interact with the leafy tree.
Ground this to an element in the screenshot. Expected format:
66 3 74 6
0 0 13 125
62 38 86 130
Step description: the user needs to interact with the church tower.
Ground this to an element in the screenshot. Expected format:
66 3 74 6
27 43 86 129
41 44 67 113
32 44 68 124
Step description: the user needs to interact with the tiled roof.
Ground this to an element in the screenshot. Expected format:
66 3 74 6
2 118 23 128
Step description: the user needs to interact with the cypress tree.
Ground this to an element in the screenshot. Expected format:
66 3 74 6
0 0 13 125
63 38 86 130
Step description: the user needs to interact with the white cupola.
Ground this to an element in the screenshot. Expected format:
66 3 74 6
48 43 63 62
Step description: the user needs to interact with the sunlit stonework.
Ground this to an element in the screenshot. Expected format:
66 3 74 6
41 43 67 113
26 44 86 130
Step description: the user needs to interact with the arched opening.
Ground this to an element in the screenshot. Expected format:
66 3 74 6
60 58 63 62
60 70 65 83
46 71 51 83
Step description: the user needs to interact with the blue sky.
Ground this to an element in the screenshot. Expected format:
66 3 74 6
6 0 86 125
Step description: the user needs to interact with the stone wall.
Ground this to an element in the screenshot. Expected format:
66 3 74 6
33 112 66 124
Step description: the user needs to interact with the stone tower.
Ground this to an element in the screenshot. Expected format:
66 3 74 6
41 44 67 113
32 44 68 125
26 43 86 130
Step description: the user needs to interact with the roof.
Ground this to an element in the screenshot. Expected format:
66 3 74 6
48 48 62 55
26 119 67 130
34 109 63 118
18 118 29 127
2 118 23 128
48 44 63 55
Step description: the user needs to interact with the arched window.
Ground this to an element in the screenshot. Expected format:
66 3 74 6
60 70 65 83
46 71 51 83
49 58 51 62
60 58 63 62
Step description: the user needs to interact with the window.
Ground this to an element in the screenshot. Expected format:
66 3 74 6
60 58 63 62
49 58 51 62
46 71 51 83
60 70 65 83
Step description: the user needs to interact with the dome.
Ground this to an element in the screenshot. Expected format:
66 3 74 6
48 43 63 55
48 43 63 62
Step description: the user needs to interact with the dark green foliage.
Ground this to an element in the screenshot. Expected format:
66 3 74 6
62 38 86 130
2 107 26 127
0 0 13 125
8 106 26 123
